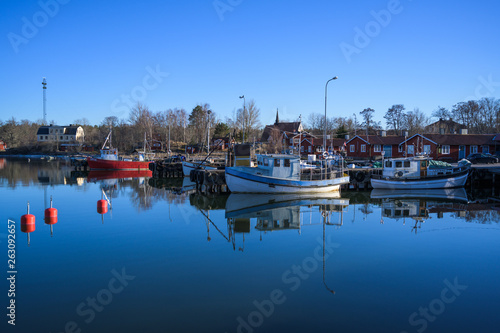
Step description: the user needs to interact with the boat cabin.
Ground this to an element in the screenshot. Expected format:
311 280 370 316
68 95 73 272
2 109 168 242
382 156 460 179
99 148 119 161
255 154 301 180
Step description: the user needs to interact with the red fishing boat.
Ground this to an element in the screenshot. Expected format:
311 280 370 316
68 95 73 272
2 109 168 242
87 131 153 170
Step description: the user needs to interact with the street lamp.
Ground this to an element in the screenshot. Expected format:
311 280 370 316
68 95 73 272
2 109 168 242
207 110 212 155
324 76 338 155
239 95 245 143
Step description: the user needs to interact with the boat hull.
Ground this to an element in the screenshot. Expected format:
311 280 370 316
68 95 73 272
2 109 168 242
87 157 151 170
225 167 350 193
182 161 218 176
370 170 469 189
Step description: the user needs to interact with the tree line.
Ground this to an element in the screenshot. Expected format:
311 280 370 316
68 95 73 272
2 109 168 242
305 97 500 138
2 97 498 152
0 100 262 152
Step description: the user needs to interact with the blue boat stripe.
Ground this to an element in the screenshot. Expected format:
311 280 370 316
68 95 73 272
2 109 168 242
226 168 337 188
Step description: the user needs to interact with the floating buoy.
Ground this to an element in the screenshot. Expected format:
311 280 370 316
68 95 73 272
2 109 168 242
21 201 35 245
44 196 58 237
97 199 108 214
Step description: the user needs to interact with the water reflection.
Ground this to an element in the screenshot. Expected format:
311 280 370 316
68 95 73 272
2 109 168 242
370 188 500 232
225 193 349 250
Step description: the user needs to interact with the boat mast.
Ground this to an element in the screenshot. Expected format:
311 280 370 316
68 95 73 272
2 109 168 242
102 129 112 150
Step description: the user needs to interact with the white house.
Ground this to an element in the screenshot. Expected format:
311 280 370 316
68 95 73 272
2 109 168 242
37 125 85 143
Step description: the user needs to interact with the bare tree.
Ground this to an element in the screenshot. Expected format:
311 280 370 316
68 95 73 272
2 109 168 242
268 127 283 153
129 103 154 148
384 104 406 132
236 99 261 142
404 108 429 135
431 106 451 120
360 108 375 135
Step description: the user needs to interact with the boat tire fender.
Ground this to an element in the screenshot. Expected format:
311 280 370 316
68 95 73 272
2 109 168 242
355 171 365 182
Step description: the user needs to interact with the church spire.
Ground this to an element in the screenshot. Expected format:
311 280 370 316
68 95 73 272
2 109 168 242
275 108 279 124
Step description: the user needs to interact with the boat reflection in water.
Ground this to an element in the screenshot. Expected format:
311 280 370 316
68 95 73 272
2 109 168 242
87 170 154 221
371 188 469 233
224 192 349 293
225 193 349 248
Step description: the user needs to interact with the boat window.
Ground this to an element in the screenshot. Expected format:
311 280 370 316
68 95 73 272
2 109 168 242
403 210 410 217
404 161 410 167
264 158 268 166
284 159 290 167
274 159 281 167
385 161 392 168
395 161 402 168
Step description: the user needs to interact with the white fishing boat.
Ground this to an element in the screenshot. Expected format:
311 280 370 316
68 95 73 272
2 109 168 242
181 159 221 176
370 155 470 189
225 154 350 193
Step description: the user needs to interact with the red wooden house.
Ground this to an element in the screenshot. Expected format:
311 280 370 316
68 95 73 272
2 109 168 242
400 133 498 161
346 132 499 162
346 135 406 159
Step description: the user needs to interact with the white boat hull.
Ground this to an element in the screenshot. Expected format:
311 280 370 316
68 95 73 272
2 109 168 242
370 188 468 202
182 161 218 176
370 171 469 189
225 167 349 194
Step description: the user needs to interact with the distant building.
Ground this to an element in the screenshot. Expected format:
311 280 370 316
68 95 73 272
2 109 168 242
424 118 467 134
36 125 85 143
260 110 303 142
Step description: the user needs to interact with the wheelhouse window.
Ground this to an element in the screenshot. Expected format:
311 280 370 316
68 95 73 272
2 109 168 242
284 159 290 167
442 145 450 154
385 160 392 168
274 159 281 167
264 158 269 166
404 161 410 167
374 145 381 152
395 161 402 168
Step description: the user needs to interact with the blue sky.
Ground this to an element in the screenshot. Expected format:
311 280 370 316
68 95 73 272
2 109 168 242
1 0 499 128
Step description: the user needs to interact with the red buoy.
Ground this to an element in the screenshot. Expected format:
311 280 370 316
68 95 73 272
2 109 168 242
21 201 35 245
44 196 58 236
97 199 108 214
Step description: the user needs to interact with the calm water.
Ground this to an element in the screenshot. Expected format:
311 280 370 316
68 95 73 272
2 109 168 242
1 158 499 333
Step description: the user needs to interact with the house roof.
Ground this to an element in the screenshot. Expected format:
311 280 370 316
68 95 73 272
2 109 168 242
36 125 81 136
424 119 466 132
422 134 496 145
347 135 406 145
261 122 302 141
37 127 49 135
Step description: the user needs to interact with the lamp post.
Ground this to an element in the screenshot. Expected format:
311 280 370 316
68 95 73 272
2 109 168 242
207 110 212 155
324 77 338 155
239 95 245 143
